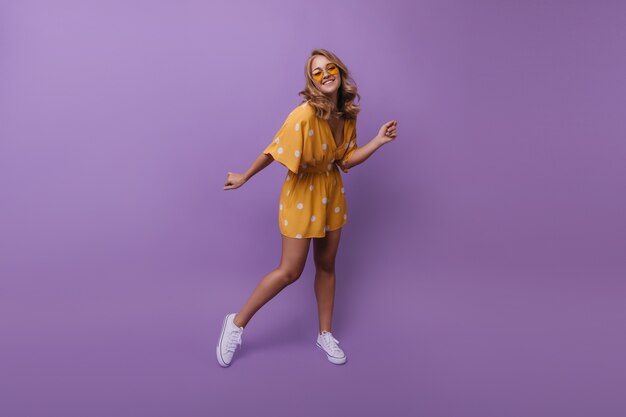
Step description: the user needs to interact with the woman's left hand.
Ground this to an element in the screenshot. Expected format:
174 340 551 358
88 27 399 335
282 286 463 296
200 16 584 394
376 120 398 145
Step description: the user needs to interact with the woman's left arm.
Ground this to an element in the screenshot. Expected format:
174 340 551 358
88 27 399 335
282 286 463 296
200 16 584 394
343 120 397 170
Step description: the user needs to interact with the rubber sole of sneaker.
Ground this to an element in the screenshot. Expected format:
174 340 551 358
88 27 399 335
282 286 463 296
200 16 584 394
216 314 232 367
316 342 347 365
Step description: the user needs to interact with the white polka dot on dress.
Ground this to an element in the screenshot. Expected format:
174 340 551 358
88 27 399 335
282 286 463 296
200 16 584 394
311 215 316 222
294 150 301 158
297 203 304 210
280 204 283 210
309 185 314 191
308 129 314 136
277 147 284 154
335 207 340 213
295 123 300 131
341 187 344 193
322 143 327 150
322 197 328 204
275 137 280 144
343 214 347 220
296 234 302 239
284 219 288 226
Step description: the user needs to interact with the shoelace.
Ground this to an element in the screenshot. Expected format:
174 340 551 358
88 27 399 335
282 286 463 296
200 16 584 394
321 332 342 355
226 329 243 353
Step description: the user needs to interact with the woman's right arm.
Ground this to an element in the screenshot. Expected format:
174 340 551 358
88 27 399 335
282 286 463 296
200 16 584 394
223 153 274 190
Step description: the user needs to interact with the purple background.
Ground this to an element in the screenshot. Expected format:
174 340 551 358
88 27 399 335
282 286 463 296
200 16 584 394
1 1 625 416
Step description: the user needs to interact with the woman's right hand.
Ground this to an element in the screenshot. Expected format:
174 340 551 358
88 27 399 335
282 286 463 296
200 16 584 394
224 172 247 190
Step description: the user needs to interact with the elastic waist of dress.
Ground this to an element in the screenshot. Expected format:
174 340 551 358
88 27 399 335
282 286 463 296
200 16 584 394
296 162 338 175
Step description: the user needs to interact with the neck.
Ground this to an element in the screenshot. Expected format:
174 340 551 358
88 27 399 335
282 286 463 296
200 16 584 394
326 91 338 108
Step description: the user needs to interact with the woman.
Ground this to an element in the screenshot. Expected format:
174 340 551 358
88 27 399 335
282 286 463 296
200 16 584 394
217 48 398 367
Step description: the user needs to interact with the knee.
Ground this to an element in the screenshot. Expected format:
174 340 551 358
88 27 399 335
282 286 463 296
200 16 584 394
314 260 335 275
278 267 303 285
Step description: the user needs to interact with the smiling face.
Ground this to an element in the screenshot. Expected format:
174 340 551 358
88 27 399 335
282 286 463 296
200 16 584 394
310 55 341 98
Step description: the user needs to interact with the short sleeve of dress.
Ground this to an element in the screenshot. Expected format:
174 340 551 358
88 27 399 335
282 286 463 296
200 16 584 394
263 109 305 175
338 120 358 174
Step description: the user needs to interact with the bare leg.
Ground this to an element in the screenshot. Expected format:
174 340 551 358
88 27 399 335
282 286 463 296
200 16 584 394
312 228 342 334
233 235 311 328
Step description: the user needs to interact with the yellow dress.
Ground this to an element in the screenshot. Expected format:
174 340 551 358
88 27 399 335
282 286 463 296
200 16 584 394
262 101 358 239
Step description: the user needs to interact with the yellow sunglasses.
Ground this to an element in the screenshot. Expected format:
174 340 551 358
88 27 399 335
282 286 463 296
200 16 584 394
311 63 339 82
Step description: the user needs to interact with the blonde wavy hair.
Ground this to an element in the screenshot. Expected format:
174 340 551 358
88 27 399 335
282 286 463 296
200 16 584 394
298 48 361 121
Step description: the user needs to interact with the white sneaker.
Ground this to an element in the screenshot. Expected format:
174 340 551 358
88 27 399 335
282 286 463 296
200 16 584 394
216 313 244 367
316 330 347 365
